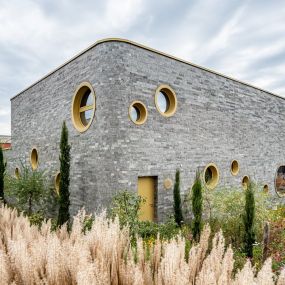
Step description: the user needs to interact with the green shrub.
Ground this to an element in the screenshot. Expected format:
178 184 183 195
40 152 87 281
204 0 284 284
137 218 179 241
108 190 144 237
5 162 51 216
108 190 144 225
82 214 94 233
185 182 271 248
28 212 45 227
108 191 180 242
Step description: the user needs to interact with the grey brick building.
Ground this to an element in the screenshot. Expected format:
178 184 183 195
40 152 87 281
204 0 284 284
5 38 285 221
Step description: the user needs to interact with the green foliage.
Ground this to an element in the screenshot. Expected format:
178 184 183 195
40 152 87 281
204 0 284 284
192 172 203 242
82 214 94 233
0 147 5 202
267 206 285 272
5 162 50 216
108 190 182 244
185 182 271 249
28 212 45 227
57 121 71 227
137 218 179 241
243 180 255 258
173 169 183 226
108 190 144 233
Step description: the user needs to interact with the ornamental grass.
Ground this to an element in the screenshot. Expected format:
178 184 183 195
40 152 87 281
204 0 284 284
0 205 284 285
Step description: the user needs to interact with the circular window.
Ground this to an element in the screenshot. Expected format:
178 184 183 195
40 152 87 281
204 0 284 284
204 163 219 190
54 172 60 194
30 148 39 170
129 101 148 125
275 165 285 197
263 184 269 193
72 82 96 132
231 160 239 176
155 85 177 117
15 167 20 179
242 176 249 190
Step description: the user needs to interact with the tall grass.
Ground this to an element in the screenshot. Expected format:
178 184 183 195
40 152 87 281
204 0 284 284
0 204 284 285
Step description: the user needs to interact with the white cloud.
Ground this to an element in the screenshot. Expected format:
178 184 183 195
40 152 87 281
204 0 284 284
0 108 10 116
0 0 285 135
0 122 10 135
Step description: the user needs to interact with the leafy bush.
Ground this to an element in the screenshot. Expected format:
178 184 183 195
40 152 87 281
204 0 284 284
5 162 53 216
137 218 179 241
28 212 45 227
185 183 271 248
108 190 144 238
108 190 180 242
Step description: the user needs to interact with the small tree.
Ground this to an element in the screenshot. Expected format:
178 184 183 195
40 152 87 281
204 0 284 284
0 147 5 202
5 162 47 215
57 121 71 226
243 179 255 258
192 171 203 242
173 169 183 227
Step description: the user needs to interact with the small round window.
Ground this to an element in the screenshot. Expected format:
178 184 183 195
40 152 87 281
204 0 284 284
155 85 177 117
54 172 60 194
72 82 96 132
30 148 39 170
129 101 148 125
242 176 249 190
231 160 239 176
263 184 269 193
204 163 219 190
15 167 20 179
275 165 285 197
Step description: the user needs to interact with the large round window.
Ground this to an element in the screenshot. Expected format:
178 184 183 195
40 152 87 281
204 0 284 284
72 82 96 132
155 85 177 117
275 165 285 197
204 163 219 190
30 148 39 170
129 101 148 125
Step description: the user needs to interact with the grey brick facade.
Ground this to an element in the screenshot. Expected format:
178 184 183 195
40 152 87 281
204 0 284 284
6 39 285 220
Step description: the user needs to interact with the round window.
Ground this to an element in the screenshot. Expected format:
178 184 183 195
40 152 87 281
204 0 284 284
275 165 285 197
72 82 96 132
231 160 239 176
242 176 249 190
155 85 177 117
263 184 269 193
129 101 148 125
204 163 219 190
54 172 60 194
30 148 39 170
15 167 20 179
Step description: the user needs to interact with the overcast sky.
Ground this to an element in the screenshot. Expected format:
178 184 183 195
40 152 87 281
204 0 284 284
1 0 285 135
